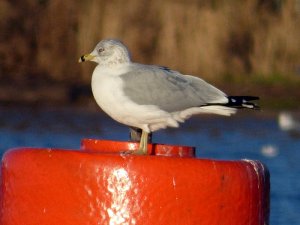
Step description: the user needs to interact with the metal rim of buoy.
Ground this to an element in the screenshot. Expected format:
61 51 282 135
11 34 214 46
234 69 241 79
81 138 196 157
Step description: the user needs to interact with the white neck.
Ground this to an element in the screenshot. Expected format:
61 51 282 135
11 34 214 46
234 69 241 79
93 62 131 76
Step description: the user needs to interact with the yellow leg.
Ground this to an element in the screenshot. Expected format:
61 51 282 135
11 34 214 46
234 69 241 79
134 130 148 155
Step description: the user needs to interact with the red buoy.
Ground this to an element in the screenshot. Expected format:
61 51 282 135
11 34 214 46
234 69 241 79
0 139 269 225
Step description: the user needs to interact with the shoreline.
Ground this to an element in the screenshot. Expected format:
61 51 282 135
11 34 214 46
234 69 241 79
1 82 299 111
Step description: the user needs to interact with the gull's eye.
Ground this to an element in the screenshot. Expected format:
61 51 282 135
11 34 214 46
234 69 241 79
98 47 104 53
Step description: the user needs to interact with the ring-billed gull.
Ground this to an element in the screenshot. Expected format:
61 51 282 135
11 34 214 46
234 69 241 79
79 39 259 154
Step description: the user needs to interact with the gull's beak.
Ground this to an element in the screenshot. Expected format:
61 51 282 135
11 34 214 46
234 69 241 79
78 54 95 63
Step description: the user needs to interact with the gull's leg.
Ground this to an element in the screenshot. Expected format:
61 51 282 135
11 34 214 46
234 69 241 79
123 128 150 155
134 130 149 155
129 127 143 142
129 127 152 143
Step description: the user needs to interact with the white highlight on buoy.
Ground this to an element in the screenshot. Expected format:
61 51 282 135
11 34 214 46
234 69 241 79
107 168 134 225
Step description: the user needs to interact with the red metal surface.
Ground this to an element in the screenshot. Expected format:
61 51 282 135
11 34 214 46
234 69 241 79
0 139 270 225
81 139 195 157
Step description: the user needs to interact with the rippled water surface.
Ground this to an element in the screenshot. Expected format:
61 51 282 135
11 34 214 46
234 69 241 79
0 106 299 225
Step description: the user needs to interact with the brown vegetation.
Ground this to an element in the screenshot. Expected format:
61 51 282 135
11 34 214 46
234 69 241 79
0 0 299 107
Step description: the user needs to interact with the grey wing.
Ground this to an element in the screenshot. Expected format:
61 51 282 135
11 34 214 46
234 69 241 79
121 64 228 112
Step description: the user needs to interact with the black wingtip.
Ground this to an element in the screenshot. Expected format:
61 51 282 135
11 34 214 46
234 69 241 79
227 96 260 110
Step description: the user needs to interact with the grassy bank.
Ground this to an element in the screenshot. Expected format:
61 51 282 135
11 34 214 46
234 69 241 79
0 73 299 110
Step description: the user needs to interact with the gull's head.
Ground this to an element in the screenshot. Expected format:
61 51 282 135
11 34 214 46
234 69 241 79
79 39 131 66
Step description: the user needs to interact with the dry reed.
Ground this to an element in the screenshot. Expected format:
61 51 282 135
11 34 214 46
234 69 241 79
0 0 299 86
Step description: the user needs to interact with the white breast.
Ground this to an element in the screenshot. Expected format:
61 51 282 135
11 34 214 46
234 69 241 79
91 66 163 130
92 66 125 119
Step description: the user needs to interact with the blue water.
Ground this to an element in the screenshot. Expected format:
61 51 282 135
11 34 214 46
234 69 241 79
0 106 299 224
